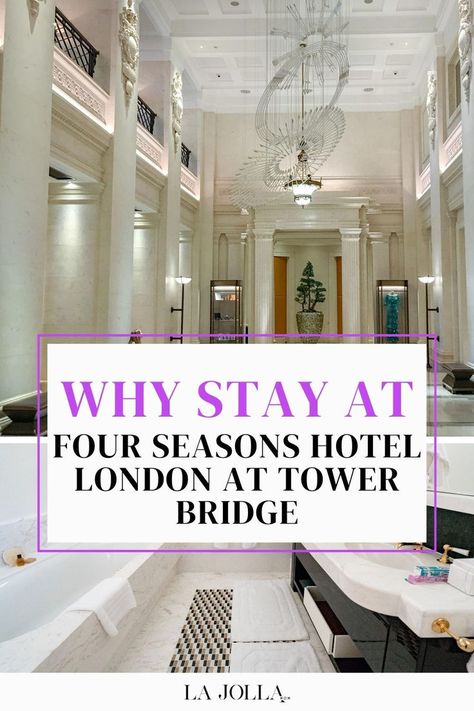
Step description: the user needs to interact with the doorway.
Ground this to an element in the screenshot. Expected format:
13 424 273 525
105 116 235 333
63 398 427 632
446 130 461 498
274 256 288 334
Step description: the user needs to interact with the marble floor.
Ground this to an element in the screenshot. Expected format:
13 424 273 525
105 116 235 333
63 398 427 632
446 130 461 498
427 371 474 436
109 571 334 673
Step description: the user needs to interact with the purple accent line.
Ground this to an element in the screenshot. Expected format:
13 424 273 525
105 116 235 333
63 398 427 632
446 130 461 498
38 332 433 555
432 335 439 553
36 334 42 553
39 333 437 339
37 547 440 555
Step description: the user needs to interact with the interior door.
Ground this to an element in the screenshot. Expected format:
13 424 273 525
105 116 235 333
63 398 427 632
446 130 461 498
274 256 288 335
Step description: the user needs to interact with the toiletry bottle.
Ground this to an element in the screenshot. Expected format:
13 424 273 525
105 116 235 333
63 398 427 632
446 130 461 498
16 554 26 567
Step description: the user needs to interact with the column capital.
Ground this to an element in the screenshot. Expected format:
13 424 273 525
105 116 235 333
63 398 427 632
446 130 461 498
368 231 388 243
253 228 275 241
339 227 362 240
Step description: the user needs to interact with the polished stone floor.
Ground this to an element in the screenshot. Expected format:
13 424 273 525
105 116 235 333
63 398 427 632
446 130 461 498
109 571 334 673
427 371 474 436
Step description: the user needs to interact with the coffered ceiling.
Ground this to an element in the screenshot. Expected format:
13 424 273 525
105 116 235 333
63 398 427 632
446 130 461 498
141 0 455 111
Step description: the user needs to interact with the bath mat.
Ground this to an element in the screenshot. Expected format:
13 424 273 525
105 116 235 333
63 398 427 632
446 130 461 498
230 642 321 673
169 589 233 673
231 579 309 642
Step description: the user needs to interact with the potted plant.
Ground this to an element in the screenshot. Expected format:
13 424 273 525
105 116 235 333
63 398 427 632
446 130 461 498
295 261 326 343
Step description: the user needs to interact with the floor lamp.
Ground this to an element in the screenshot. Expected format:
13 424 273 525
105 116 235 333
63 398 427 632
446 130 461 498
418 275 438 369
170 276 192 343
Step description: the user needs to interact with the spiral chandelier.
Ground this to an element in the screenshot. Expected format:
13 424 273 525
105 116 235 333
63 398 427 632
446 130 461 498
231 0 350 209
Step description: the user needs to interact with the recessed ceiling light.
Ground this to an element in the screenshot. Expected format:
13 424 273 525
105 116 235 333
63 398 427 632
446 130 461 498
230 1 240 6
364 87 374 92
200 45 204 49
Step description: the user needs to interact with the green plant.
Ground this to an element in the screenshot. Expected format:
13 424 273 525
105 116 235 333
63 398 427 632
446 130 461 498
295 261 326 312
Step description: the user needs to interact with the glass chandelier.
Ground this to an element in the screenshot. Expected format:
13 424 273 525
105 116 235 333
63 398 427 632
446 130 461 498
231 1 350 210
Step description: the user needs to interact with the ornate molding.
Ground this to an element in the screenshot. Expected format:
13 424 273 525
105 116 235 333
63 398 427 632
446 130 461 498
444 122 463 166
136 124 164 168
53 49 108 124
419 164 431 197
458 0 473 103
427 71 437 149
119 0 139 104
171 70 183 154
28 0 45 17
181 165 199 198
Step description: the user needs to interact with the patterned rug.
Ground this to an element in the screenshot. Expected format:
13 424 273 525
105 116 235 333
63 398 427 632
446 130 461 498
169 589 233 673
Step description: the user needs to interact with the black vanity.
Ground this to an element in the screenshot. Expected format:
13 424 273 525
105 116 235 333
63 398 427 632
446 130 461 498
291 544 469 673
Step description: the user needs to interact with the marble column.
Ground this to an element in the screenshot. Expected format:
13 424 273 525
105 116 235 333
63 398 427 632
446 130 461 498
244 229 256 333
358 206 370 334
44 182 103 336
0 0 56 400
340 229 362 336
197 112 217 338
178 231 193 336
218 234 228 279
253 230 274 339
389 232 401 279
155 57 184 340
458 1 474 364
227 234 246 281
97 0 140 336
132 212 159 335
368 233 390 334
400 108 425 336
428 58 456 360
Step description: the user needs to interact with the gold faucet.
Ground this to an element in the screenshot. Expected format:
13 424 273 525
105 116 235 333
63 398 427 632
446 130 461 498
396 542 424 550
432 619 474 653
437 544 470 565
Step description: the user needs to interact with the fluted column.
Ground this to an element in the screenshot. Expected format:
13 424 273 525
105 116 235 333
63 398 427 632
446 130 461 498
0 0 56 400
97 0 140 336
340 228 362 336
368 233 389 334
253 230 274 339
458 0 474 364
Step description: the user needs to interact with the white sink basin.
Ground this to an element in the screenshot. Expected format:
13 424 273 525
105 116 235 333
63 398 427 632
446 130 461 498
303 542 474 638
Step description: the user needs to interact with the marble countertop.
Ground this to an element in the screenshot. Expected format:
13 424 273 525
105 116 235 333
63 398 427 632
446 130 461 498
302 542 474 638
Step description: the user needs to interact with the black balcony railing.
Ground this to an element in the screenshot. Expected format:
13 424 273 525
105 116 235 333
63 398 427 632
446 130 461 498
137 96 157 135
181 143 192 169
54 8 99 79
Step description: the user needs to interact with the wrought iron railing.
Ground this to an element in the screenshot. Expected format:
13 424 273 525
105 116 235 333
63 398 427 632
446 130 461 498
54 8 99 79
181 143 192 168
137 96 157 135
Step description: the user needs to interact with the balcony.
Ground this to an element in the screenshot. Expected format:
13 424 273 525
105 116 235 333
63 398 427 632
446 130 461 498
51 9 198 197
54 8 99 79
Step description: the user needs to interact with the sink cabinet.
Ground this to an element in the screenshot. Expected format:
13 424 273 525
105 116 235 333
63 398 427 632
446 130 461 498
291 546 468 673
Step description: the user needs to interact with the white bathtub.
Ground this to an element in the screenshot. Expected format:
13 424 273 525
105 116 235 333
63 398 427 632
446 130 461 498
0 552 136 643
0 548 181 672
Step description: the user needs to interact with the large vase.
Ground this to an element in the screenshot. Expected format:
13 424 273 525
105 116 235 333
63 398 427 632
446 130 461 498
296 311 324 344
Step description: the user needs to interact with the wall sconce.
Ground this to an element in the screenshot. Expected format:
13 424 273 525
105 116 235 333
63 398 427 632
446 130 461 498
418 276 439 369
170 276 192 343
